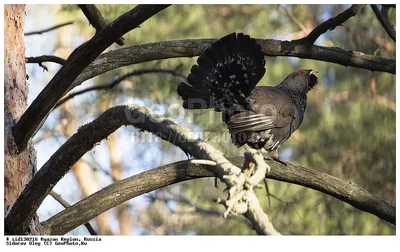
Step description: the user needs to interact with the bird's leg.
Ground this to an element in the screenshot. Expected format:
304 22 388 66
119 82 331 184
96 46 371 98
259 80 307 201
259 148 272 161
271 150 287 166
261 149 287 166
243 145 257 177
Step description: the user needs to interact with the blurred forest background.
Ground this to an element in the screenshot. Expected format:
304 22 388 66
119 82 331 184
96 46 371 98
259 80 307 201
24 4 395 235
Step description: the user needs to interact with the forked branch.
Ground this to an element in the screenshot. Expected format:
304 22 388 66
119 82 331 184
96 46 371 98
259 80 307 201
78 4 125 45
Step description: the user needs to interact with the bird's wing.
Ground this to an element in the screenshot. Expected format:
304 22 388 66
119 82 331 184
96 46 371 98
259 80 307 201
227 87 296 134
227 111 293 133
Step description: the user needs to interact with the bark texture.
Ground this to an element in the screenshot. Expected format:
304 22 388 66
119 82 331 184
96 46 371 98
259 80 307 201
4 4 44 235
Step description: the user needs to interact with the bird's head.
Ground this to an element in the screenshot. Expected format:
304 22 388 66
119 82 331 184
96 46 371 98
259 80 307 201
279 69 318 94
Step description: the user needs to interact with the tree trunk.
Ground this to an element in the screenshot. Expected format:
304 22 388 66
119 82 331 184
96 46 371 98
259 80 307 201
4 4 44 235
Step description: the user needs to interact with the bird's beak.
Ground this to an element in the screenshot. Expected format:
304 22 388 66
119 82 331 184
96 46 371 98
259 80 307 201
307 70 318 90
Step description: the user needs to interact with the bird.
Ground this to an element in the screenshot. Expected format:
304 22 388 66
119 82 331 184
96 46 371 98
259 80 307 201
177 32 318 163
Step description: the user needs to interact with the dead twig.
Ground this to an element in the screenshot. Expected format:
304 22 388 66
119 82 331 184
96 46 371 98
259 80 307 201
24 21 74 36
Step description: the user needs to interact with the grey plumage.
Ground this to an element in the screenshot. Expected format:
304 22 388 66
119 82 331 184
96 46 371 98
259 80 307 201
178 32 318 160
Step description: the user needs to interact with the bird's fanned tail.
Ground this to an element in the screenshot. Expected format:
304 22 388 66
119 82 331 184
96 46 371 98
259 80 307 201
177 32 266 112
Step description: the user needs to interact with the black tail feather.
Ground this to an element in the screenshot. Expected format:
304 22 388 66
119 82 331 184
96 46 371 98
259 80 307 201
177 32 266 111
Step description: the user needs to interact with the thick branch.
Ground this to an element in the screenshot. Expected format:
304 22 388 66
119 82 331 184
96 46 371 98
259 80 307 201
6 106 126 234
7 104 394 234
7 105 278 235
297 4 365 44
67 39 394 93
42 155 395 235
24 21 74 36
78 4 125 46
382 5 395 9
41 160 213 235
5 104 242 234
49 191 97 235
371 5 396 42
55 68 186 109
244 191 280 235
12 5 170 152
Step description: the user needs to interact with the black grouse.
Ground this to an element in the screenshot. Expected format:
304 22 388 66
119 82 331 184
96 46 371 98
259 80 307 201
177 32 318 162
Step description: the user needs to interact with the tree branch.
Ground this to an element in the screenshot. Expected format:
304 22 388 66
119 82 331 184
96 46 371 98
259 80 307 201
26 55 66 72
41 155 395 235
78 4 125 46
26 55 67 66
67 38 394 93
6 104 394 234
6 105 277 234
297 4 365 44
41 160 213 235
382 4 395 9
12 4 170 152
24 21 74 36
49 190 97 235
54 68 186 109
371 5 396 42
244 191 280 235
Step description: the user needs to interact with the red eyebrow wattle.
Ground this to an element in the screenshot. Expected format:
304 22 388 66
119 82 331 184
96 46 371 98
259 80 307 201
298 69 307 74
